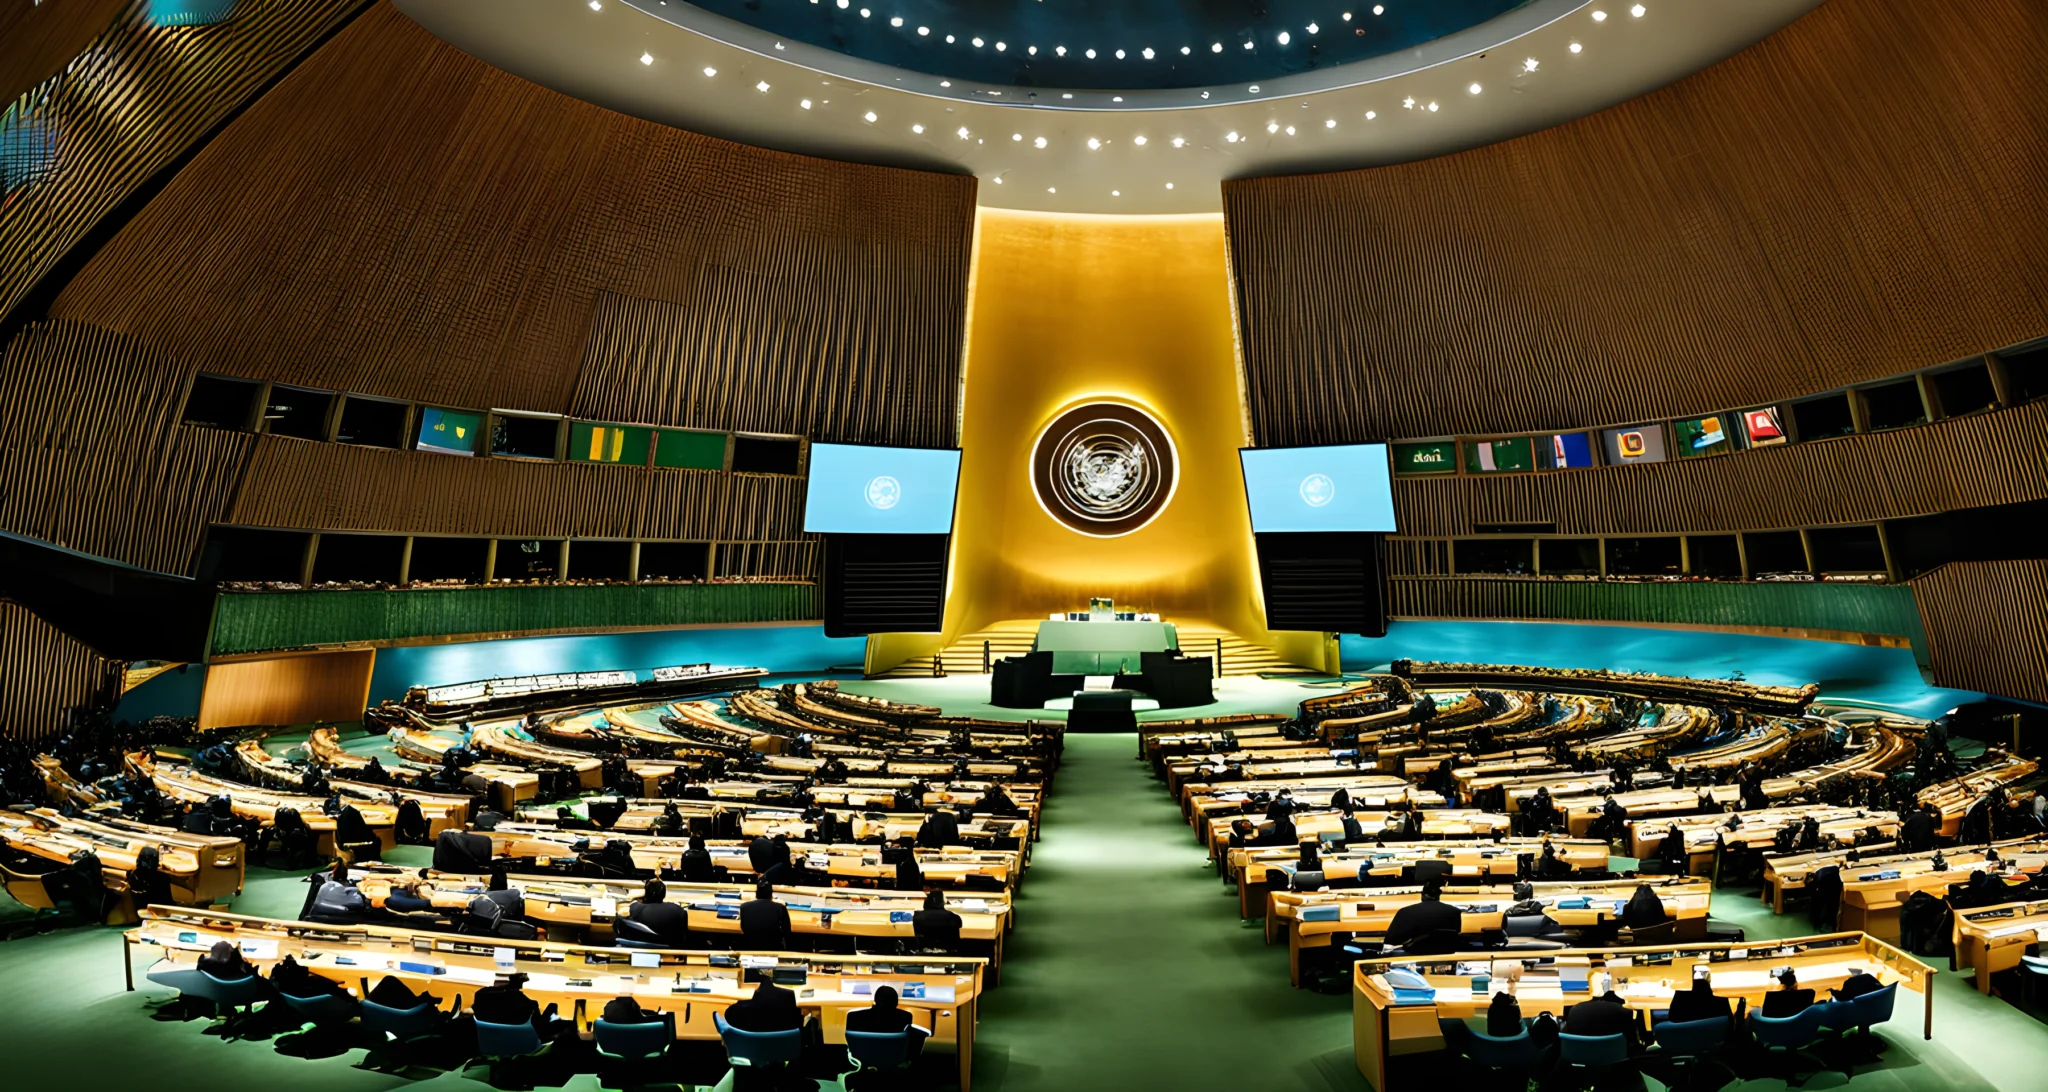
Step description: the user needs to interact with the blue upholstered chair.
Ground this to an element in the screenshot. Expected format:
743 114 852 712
360 996 445 1042
1750 1002 1829 1083
1649 1015 1733 1091
1555 1031 1632 1090
845 1028 916 1075
714 1010 803 1069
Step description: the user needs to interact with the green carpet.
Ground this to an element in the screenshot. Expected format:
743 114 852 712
4 740 2048 1090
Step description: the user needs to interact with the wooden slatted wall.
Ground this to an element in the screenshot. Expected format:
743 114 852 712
50 3 978 425
1912 561 2048 705
1224 0 2048 445
1392 401 2048 537
0 601 119 739
0 0 128 108
0 0 367 324
0 320 251 572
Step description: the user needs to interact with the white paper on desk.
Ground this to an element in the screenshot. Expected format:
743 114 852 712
630 952 660 968
739 955 778 969
442 965 498 986
807 853 830 870
493 947 516 968
590 897 617 917
923 985 957 1003
961 899 989 911
237 938 279 961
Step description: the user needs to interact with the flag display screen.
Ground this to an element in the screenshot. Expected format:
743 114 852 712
1600 423 1668 465
1539 432 1597 469
1392 440 1456 475
803 443 962 534
1464 436 1535 474
1741 406 1788 448
416 407 482 455
569 422 654 465
1672 414 1733 457
1239 444 1397 533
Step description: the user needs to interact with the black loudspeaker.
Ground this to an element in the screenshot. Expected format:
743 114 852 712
1253 532 1388 637
823 534 949 637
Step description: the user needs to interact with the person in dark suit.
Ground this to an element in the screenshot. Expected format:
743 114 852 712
739 882 792 950
1487 990 1524 1036
747 834 781 875
892 842 925 892
912 890 963 951
846 985 928 1057
1761 968 1815 1017
1621 884 1668 929
1832 970 1882 1001
601 995 662 1024
1900 806 1937 853
1536 841 1572 879
1562 989 1641 1045
629 877 688 946
367 975 435 1009
916 809 962 848
975 785 1024 817
1339 808 1366 844
197 939 254 980
1666 976 1731 1024
759 854 806 888
270 954 347 998
1296 840 1323 874
125 846 175 910
675 834 715 882
471 973 560 1039
722 980 802 1032
1384 880 1462 953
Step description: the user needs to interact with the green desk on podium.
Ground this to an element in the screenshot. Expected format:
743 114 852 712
1035 621 1178 675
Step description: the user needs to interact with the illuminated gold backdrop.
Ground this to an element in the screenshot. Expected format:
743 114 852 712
934 208 1318 663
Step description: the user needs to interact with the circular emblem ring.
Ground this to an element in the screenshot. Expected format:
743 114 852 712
1300 472 1336 507
1031 403 1176 536
865 475 901 510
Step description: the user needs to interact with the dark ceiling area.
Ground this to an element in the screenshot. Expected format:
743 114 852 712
681 0 1533 89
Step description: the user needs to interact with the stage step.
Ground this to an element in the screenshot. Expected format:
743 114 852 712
868 620 1317 679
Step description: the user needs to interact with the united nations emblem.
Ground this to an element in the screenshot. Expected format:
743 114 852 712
1299 473 1335 507
1031 403 1176 536
865 475 901 510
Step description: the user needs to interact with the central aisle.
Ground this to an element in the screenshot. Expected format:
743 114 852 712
972 734 1367 1091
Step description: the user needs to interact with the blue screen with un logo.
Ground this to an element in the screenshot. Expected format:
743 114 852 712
802 443 963 534
1238 444 1398 532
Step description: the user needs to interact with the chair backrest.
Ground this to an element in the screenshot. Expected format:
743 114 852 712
195 969 272 1006
1652 1016 1730 1056
1750 1002 1827 1047
277 990 359 1025
1466 1027 1537 1067
361 998 440 1039
613 918 670 949
845 1029 913 1068
713 1012 803 1066
473 1017 545 1058
1291 870 1326 892
1558 1032 1630 1067
1853 983 1897 1027
594 1016 672 1059
1624 920 1677 945
1504 913 1554 937
1412 859 1453 884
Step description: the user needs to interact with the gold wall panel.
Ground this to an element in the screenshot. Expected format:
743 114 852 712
198 648 375 730
944 209 1290 653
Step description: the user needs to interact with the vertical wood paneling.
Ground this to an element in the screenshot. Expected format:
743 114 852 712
1913 560 2048 705
50 3 978 423
0 601 119 739
1224 0 2048 444
0 0 367 324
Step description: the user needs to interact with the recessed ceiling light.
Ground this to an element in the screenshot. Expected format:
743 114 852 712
911 123 923 132
972 37 984 47
1112 190 1120 197
1325 118 1336 128
1469 82 1482 94
858 4 868 13
836 0 847 7
757 80 771 91
889 15 901 26
1225 131 1240 142
1112 96 1123 102
1056 45 1066 56
1403 97 1414 108
1165 182 1175 189
1085 48 1097 58
1373 4 1384 13
1285 125 1296 135
917 25 928 35
1524 57 1539 72
939 80 951 87
1631 3 1646 15
1087 137 1101 149
1243 40 1254 50
1180 46 1190 55
1343 12 1352 21
1028 46 1036 55
957 126 970 138
702 66 716 77
1062 93 1073 99
1048 187 1056 193
1134 135 1148 145
1428 101 1439 112
1569 40 1583 53
587 0 600 9
1034 136 1047 148
996 41 1006 51
1307 22 1319 34
1277 31 1291 45
1212 42 1223 53
1365 110 1376 119
993 176 1003 184
1115 49 1125 59
1266 122 1279 133
1591 9 1607 20
945 34 954 43
800 99 812 108
639 53 652 65
1142 47 1154 59
1171 136 1185 147
863 111 877 122
1248 84 1260 93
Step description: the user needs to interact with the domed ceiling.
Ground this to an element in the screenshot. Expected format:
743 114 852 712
394 0 1823 213
682 0 1535 90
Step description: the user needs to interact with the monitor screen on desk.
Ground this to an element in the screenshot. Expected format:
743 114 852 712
803 443 962 534
1239 444 1397 532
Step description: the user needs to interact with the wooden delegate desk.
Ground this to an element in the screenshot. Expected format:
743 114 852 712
351 868 1012 975
311 727 540 814
0 808 244 909
1762 837 2048 914
1556 787 1740 837
1918 752 2040 838
128 906 988 1090
1351 931 1936 1092
1201 809 1510 863
1843 859 2037 942
1232 839 1611 918
1186 779 1440 833
132 754 399 857
511 801 1034 853
487 826 1023 892
1626 806 1900 879
1275 878 1712 987
1954 896 2048 993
